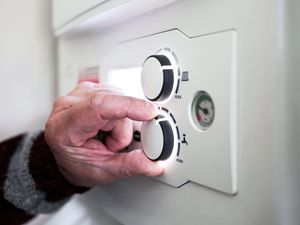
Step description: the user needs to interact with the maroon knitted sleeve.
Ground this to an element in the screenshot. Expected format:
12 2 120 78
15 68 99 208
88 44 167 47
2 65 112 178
29 132 89 202
0 132 89 225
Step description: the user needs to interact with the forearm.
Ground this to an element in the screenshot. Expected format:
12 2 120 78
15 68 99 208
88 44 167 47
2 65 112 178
0 131 88 225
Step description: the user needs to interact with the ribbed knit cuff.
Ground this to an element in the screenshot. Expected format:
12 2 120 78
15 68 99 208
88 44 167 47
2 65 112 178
3 131 89 215
0 134 34 224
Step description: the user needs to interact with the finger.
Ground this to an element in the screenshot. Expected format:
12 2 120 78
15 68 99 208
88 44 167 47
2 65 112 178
107 150 164 177
54 149 164 187
68 83 124 98
82 138 108 150
65 93 157 146
91 93 158 121
104 118 133 152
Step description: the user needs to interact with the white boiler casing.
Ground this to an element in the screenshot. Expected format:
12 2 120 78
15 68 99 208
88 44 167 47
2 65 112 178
51 0 300 225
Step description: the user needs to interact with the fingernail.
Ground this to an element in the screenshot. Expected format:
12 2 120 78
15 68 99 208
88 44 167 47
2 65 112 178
149 102 159 116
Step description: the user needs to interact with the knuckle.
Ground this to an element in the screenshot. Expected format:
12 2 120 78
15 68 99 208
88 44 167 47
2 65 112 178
89 92 103 111
45 116 57 142
45 113 62 132
53 96 68 109
78 81 98 90
88 92 110 120
78 81 91 88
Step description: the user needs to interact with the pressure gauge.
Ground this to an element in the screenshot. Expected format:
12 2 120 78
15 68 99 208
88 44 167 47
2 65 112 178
191 91 215 130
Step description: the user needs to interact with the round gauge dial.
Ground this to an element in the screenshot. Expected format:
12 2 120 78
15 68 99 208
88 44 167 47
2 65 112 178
191 91 215 130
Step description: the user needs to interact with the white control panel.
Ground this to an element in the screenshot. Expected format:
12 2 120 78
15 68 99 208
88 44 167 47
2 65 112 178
103 29 237 194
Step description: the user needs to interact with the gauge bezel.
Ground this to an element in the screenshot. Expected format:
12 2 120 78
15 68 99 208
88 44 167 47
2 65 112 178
190 91 215 131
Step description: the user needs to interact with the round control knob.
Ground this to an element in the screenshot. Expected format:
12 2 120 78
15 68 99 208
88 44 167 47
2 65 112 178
141 55 174 101
141 115 174 161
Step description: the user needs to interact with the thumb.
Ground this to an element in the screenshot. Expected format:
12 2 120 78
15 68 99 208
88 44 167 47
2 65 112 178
110 150 164 178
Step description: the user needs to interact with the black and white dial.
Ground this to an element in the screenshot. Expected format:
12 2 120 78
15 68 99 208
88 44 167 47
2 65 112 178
141 50 178 102
141 115 175 161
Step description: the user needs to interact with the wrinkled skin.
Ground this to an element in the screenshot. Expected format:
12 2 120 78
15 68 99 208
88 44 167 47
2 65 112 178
45 82 163 187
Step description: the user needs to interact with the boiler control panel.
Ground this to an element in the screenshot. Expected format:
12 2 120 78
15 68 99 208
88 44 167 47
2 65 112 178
103 29 238 194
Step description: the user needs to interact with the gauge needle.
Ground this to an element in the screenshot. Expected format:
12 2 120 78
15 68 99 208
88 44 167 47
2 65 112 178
197 106 209 115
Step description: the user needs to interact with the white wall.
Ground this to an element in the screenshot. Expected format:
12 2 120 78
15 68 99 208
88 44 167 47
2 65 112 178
0 0 55 141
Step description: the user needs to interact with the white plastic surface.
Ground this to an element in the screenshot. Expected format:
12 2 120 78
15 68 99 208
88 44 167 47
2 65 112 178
141 57 164 100
102 29 237 194
52 0 176 35
52 0 108 29
53 0 300 224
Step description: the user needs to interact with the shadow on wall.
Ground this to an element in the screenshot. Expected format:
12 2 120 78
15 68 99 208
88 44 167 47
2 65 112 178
0 0 56 141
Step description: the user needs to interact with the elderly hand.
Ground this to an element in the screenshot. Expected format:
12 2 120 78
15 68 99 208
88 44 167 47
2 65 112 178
45 82 163 187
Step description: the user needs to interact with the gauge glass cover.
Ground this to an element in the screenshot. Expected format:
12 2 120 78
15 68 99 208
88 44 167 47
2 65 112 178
191 91 215 130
